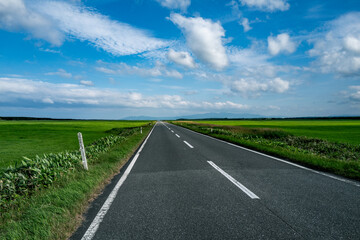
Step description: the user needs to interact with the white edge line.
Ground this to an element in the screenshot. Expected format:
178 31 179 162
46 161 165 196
169 123 360 187
183 140 194 148
207 161 259 199
81 124 156 240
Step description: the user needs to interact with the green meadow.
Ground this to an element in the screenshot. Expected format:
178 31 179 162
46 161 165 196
0 120 149 169
196 119 360 145
172 119 360 180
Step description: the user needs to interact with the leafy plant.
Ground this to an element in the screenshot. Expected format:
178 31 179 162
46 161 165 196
0 133 130 208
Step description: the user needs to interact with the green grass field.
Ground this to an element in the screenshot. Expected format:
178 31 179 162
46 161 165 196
195 119 360 145
0 120 150 169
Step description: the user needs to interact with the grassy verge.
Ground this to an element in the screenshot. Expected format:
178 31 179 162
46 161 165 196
171 121 360 181
0 124 152 240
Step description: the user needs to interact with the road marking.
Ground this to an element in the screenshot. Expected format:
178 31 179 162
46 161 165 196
173 124 360 188
207 161 260 199
81 124 156 240
175 134 180 138
183 140 194 148
171 130 174 133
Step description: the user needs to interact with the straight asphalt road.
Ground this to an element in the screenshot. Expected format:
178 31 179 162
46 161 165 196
72 121 360 240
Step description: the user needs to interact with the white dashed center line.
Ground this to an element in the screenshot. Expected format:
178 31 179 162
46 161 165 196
183 141 194 148
175 134 180 138
207 161 259 199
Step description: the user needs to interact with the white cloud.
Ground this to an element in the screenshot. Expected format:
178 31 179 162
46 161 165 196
230 77 289 95
241 18 252 32
309 12 360 76
141 49 170 62
155 0 190 11
220 46 296 97
165 69 183 79
227 1 255 33
0 0 168 55
191 60 292 97
269 105 280 110
169 13 228 70
37 1 168 55
45 69 72 78
39 48 61 54
148 78 163 83
96 62 183 79
168 49 196 68
344 36 360 54
0 77 171 107
183 90 198 95
239 0 290 12
349 86 360 102
0 77 248 110
42 97 54 104
228 47 294 78
350 86 360 91
202 101 248 110
229 46 305 77
80 80 94 86
74 75 83 80
0 0 63 45
268 33 296 56
160 85 185 90
228 47 269 67
95 67 117 75
270 77 290 92
228 0 241 18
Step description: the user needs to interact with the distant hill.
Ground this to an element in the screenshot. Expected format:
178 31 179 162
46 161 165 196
0 116 75 121
121 113 360 121
122 115 164 120
122 112 265 120
176 112 264 120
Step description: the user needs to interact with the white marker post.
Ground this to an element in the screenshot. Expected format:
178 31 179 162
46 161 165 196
77 132 88 170
141 127 142 134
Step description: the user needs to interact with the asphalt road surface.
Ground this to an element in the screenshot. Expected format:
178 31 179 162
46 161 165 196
72 122 360 240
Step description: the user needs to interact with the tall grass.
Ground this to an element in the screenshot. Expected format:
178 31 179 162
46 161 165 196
0 134 128 208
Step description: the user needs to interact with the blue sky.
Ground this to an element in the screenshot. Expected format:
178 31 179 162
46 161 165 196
1 0 360 119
